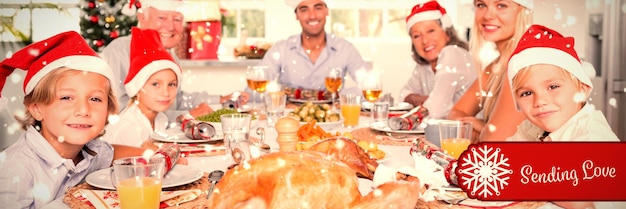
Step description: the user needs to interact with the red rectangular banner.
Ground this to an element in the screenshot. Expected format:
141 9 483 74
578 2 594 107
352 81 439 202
455 142 626 201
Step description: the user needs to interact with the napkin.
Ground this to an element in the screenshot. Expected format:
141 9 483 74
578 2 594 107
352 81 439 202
73 189 201 208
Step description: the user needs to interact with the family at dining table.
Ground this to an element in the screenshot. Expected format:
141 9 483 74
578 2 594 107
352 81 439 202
0 0 622 208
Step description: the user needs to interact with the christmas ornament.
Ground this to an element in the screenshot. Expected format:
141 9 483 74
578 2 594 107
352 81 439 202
88 1 95 8
90 15 99 23
105 15 115 23
110 30 119 39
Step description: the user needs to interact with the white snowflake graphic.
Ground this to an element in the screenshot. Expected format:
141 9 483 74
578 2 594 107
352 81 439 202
457 145 513 199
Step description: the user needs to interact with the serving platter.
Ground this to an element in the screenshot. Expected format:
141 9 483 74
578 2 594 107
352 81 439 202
288 98 332 104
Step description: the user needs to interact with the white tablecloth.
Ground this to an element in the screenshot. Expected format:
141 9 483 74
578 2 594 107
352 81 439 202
45 113 415 208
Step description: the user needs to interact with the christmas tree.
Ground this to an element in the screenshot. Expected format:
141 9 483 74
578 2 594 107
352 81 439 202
80 0 137 52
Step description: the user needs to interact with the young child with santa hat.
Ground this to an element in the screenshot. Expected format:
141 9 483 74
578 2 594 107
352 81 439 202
0 31 151 208
102 27 182 148
507 24 620 209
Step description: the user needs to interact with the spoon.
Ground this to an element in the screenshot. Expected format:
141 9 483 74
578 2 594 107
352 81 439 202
205 170 224 199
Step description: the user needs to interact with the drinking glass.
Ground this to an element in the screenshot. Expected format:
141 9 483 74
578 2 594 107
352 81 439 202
220 113 252 163
438 121 472 159
264 93 287 128
325 67 343 110
360 71 384 121
340 94 361 128
111 156 165 209
246 66 269 114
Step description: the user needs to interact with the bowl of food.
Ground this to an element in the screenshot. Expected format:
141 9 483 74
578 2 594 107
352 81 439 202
197 109 259 132
287 102 342 131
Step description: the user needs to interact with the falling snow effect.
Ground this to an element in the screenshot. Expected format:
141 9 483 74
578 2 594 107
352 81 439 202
458 144 512 199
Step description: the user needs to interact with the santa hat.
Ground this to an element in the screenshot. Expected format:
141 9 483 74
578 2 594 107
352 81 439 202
285 0 327 8
125 27 181 97
513 0 533 10
123 0 185 16
508 25 595 108
405 1 452 33
0 31 114 98
472 0 533 11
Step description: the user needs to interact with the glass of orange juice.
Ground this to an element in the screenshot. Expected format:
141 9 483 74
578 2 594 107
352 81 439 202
438 121 472 159
340 94 361 128
111 156 165 209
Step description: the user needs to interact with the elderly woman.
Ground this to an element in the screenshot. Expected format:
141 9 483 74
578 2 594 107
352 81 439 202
399 1 476 119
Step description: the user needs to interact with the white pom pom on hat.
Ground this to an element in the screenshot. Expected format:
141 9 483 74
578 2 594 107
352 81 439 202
405 1 452 33
125 27 181 97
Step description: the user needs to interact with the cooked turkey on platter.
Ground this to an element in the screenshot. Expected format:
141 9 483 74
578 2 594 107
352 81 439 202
207 147 423 209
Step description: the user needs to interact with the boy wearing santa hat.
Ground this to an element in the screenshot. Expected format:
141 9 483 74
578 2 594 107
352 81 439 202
102 0 247 122
103 27 182 147
0 31 152 208
506 25 620 209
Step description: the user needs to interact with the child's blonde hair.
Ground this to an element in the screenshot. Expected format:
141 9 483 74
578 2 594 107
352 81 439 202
511 65 588 108
18 67 119 130
469 5 533 121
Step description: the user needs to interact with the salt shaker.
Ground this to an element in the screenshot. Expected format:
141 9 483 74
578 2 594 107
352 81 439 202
275 117 299 152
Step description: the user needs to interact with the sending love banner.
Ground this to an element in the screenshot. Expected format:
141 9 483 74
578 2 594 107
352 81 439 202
455 142 626 201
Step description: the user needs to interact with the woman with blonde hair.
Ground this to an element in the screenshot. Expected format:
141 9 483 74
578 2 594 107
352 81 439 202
447 0 533 141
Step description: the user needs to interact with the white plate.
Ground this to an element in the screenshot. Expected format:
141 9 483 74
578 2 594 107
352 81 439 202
369 121 425 134
376 152 391 163
237 105 252 113
299 118 344 131
151 128 221 143
85 165 204 190
289 98 332 104
361 101 414 111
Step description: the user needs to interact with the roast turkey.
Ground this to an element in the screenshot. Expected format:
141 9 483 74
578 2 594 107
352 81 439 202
207 150 422 209
308 137 379 179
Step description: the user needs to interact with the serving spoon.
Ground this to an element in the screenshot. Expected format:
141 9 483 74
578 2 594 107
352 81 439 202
205 170 224 199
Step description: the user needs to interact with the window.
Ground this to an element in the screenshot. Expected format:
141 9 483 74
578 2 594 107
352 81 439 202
1 0 79 42
220 0 266 39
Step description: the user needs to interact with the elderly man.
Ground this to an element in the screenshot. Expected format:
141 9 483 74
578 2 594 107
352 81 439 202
246 0 369 102
101 0 247 121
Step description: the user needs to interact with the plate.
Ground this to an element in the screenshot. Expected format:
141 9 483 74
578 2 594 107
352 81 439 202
289 98 332 104
151 128 222 143
299 118 344 131
85 165 204 190
376 152 391 163
369 121 425 134
361 101 414 111
237 105 252 113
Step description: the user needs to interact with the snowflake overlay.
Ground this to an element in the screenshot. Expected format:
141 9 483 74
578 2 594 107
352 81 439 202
457 144 513 199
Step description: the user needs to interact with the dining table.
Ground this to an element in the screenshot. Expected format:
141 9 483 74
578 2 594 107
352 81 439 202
49 103 553 209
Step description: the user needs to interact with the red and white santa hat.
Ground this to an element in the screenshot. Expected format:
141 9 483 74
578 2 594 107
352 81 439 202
405 1 452 33
123 0 186 16
513 0 534 10
0 31 114 98
125 27 181 97
508 24 595 108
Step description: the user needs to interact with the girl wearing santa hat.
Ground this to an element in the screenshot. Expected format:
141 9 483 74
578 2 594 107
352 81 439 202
0 31 152 208
399 1 477 119
448 0 534 141
507 24 619 209
102 27 182 148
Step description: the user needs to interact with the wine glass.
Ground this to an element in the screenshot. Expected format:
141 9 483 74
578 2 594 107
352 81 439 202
246 66 269 114
360 71 384 121
360 71 383 103
325 67 343 111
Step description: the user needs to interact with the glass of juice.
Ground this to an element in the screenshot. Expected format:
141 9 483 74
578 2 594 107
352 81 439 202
438 121 472 159
111 156 165 209
340 94 361 128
